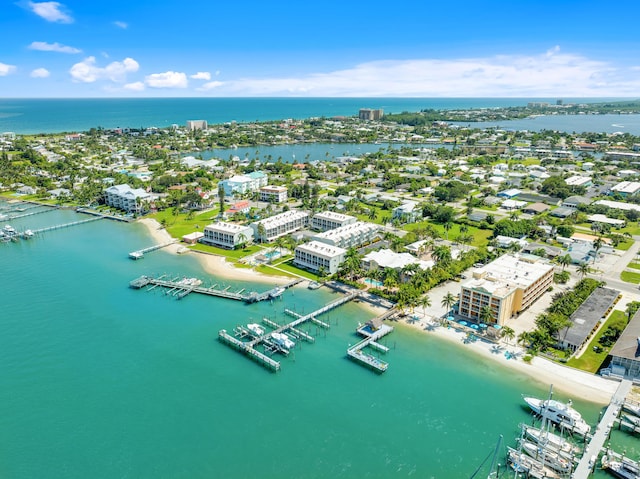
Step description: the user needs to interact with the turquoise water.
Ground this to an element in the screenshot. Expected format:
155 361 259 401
0 97 633 134
0 204 624 478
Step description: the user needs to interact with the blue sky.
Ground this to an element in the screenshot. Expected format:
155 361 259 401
1 0 639 97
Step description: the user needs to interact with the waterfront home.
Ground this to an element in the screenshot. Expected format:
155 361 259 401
362 249 433 274
294 240 346 275
201 222 253 249
251 210 309 242
607 309 640 379
104 184 152 213
313 221 380 249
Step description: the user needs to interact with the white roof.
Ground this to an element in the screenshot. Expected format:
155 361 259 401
565 176 591 186
363 249 433 270
254 210 308 228
296 240 346 259
611 181 640 194
314 221 378 241
594 200 640 212
205 222 251 234
312 211 356 222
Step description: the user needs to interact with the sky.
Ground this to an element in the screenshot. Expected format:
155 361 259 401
1 0 640 98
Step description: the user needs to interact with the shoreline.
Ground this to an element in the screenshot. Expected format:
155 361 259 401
398 312 618 404
137 218 291 285
138 217 617 405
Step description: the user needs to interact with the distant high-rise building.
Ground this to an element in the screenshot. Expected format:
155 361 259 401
556 99 564 105
186 120 208 131
359 108 383 120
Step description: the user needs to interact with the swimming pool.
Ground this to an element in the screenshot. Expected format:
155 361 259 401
364 278 383 287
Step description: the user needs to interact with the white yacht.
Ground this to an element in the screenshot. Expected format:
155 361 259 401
602 453 640 479
246 323 265 337
523 396 591 436
519 439 573 474
271 332 295 350
23 229 34 238
521 423 582 456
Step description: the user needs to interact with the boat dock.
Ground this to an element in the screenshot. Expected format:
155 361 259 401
29 216 104 235
129 241 176 259
129 275 302 303
3 205 59 221
571 379 632 479
346 316 395 373
219 291 364 372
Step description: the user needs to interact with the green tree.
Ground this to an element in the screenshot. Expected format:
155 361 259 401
577 263 592 278
501 326 515 345
441 292 457 313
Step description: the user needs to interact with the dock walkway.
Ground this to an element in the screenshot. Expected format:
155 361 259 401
347 317 395 373
130 275 302 303
572 379 632 478
129 241 176 259
30 216 103 235
219 290 365 372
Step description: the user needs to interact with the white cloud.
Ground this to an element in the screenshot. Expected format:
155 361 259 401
69 56 139 83
196 48 640 97
199 81 224 91
30 67 50 78
0 63 17 76
190 71 211 80
114 21 128 29
124 81 145 91
28 1 73 23
28 41 81 54
145 71 188 88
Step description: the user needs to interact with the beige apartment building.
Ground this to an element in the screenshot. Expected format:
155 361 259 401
458 254 554 326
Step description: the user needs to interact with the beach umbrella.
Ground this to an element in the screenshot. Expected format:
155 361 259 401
493 324 502 330
459 320 468 326
471 324 479 330
479 323 488 329
447 316 454 322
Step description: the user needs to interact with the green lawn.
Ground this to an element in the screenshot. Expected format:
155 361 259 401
621 270 640 284
189 242 262 260
566 310 627 373
616 239 634 251
628 262 640 270
270 260 322 280
150 208 223 239
405 221 493 247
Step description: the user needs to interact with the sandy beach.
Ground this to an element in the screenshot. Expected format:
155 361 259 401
399 312 618 404
138 217 618 405
137 218 291 285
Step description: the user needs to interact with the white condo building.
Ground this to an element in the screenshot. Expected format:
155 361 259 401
313 221 379 249
311 211 357 232
219 171 268 196
202 222 253 249
104 184 152 213
294 240 346 275
259 185 288 203
251 210 309 242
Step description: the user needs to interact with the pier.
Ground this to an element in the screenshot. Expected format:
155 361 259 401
571 379 632 478
346 316 394 373
218 291 366 372
29 216 104 235
129 241 176 259
2 205 58 220
129 274 302 303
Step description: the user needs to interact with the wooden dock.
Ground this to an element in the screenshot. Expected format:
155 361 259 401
129 275 302 303
218 291 364 372
129 241 176 259
346 317 394 373
572 379 632 478
30 216 104 235
4 205 58 220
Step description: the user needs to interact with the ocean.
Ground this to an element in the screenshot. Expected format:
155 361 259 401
0 204 633 478
0 97 637 135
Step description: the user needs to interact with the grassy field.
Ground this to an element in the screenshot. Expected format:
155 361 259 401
566 310 627 373
405 221 493 247
628 262 640 270
189 242 262 260
150 208 223 239
621 270 640 284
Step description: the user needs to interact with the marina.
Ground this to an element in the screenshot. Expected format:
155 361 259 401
217 290 394 372
347 317 395 373
129 274 302 302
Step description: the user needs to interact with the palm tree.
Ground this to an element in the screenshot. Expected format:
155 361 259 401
237 232 248 250
501 326 515 345
443 221 453 241
592 236 604 263
479 305 495 325
441 292 457 314
577 262 592 278
256 223 267 243
432 245 452 265
419 295 432 316
556 254 571 270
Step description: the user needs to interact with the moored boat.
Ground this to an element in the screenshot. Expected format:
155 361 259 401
507 446 560 479
519 438 573 474
602 453 640 479
521 423 582 457
523 396 591 436
246 323 265 337
271 332 295 350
